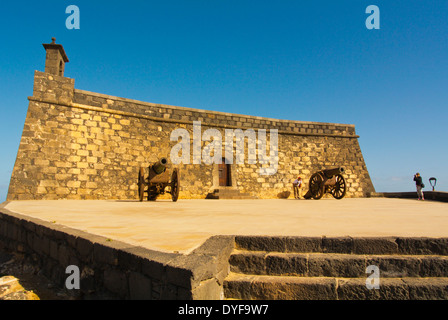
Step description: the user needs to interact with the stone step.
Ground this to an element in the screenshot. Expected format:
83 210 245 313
225 236 448 300
206 194 257 200
223 272 448 300
206 188 257 199
234 236 448 255
229 250 448 278
220 196 256 199
214 190 252 196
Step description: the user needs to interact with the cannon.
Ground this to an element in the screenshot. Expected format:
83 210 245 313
137 158 180 202
304 167 346 200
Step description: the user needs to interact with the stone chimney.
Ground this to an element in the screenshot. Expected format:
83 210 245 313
42 37 69 77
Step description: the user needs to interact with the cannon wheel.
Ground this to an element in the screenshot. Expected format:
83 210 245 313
138 167 145 202
331 174 346 200
309 172 325 200
171 168 180 202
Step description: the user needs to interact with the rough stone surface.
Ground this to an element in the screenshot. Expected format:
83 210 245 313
266 253 308 276
353 237 399 255
337 278 410 300
235 236 288 252
224 273 338 300
322 236 354 254
403 278 448 300
366 255 422 278
307 253 365 278
0 275 40 300
0 251 71 300
397 238 448 255
230 252 267 275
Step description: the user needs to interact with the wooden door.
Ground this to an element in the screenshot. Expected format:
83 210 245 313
219 158 231 186
219 162 228 186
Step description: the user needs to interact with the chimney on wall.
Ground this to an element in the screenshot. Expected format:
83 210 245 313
42 37 69 77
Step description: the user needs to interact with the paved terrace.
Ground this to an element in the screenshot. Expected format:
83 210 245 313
3 198 448 254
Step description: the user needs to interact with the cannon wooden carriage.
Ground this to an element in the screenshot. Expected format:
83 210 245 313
137 158 180 202
304 167 346 200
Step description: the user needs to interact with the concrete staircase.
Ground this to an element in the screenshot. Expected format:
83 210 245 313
223 236 448 300
206 187 257 200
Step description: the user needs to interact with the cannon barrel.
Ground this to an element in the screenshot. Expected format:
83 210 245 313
322 167 344 179
151 158 168 175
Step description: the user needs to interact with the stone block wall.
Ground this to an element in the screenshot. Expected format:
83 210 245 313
0 204 234 299
7 70 375 200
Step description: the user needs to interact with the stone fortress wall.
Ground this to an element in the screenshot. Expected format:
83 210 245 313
7 40 375 201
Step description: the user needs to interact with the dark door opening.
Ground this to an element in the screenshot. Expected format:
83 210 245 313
219 158 231 186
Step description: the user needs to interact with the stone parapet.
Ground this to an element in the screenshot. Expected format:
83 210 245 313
72 89 358 138
368 191 448 202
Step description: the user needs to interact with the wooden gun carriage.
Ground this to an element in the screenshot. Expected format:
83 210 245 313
137 158 180 202
304 167 346 200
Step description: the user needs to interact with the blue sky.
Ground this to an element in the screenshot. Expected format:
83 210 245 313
1 0 447 201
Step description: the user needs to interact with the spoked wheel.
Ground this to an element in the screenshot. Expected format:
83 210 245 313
138 167 145 201
170 168 180 202
331 174 346 199
309 172 325 200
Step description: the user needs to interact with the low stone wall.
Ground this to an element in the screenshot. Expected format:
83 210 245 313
368 191 448 202
0 203 234 300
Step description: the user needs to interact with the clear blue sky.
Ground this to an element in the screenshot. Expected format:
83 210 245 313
1 0 447 202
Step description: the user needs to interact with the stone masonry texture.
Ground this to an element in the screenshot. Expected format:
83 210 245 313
7 68 375 200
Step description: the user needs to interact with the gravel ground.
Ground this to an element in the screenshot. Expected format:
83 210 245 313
0 250 73 300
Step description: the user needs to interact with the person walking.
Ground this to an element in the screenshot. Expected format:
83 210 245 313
413 173 425 201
